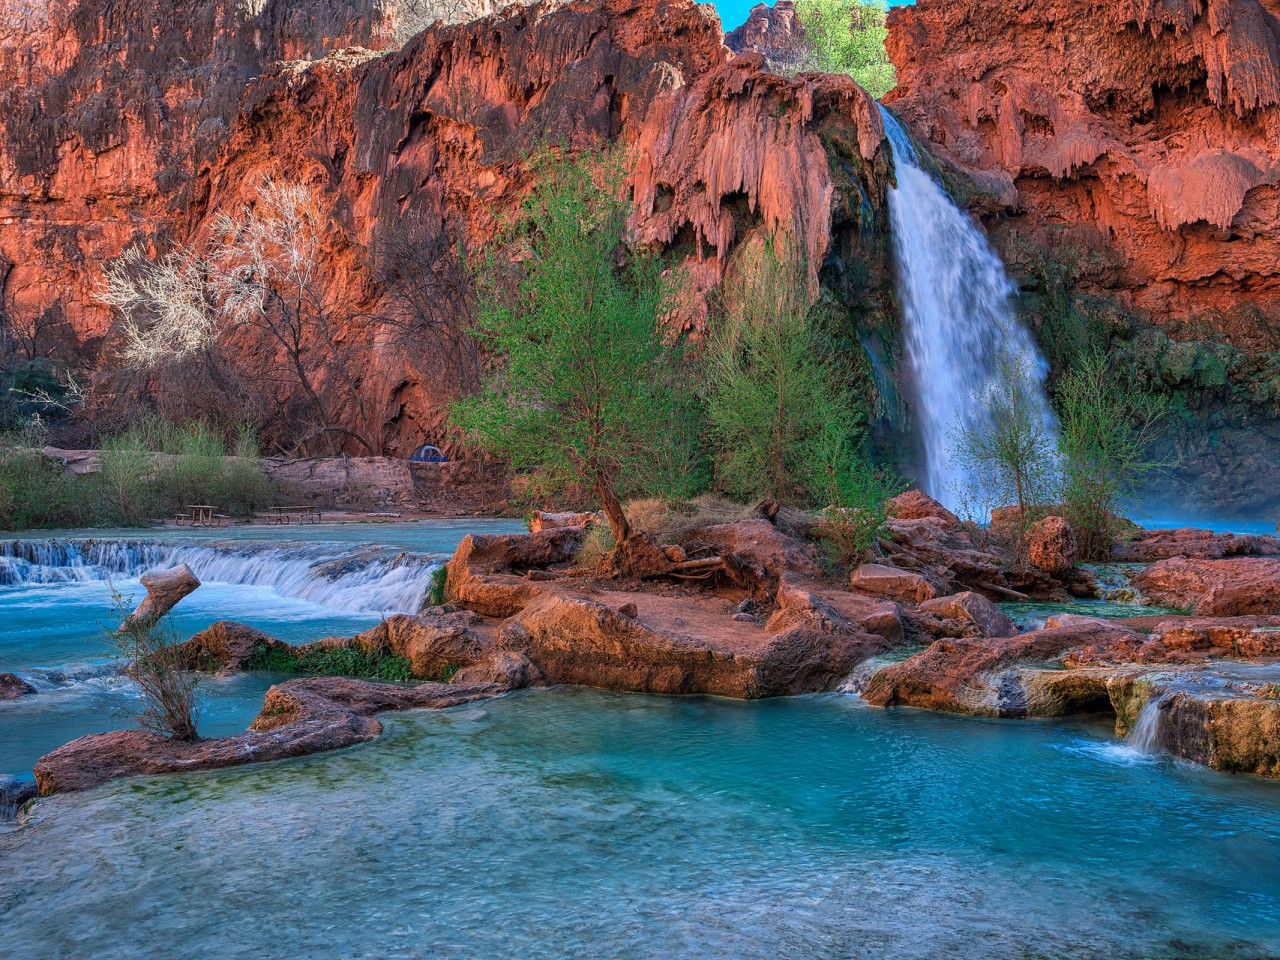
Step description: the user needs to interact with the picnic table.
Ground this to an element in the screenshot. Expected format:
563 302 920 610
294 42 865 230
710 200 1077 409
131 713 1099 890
264 505 322 525
175 505 227 527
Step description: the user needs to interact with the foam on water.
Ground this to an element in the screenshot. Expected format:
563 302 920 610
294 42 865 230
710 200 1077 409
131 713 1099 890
0 537 442 615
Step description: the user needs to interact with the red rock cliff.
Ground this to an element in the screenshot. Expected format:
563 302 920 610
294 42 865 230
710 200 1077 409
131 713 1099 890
1 0 890 452
886 0 1280 352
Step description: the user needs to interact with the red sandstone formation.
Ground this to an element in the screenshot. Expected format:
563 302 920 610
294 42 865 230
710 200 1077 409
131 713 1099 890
1115 526 1280 562
724 0 801 70
0 0 887 452
1133 556 1280 615
887 0 1280 350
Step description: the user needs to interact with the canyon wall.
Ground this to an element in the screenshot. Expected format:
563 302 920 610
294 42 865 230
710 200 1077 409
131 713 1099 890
886 0 1280 516
0 0 890 454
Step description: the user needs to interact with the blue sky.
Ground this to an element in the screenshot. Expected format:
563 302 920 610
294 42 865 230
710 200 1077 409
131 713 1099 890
713 0 914 31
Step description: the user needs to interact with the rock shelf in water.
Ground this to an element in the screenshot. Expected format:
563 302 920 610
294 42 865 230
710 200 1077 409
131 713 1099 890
29 495 1280 794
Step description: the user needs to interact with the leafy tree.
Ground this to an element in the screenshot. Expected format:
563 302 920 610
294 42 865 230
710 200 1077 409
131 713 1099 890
795 0 896 99
705 235 870 505
951 348 1060 541
450 147 690 545
1057 349 1170 559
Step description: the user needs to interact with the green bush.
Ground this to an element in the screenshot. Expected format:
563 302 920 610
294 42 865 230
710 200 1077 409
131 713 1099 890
245 642 414 682
1 417 276 530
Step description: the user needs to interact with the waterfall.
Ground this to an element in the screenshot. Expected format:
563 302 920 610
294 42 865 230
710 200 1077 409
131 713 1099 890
1126 695 1167 754
0 538 442 615
878 105 1059 510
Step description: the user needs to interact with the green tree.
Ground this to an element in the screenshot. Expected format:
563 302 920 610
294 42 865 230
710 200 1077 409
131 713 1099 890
952 349 1059 542
705 236 868 505
450 147 690 545
795 0 896 99
1057 349 1170 559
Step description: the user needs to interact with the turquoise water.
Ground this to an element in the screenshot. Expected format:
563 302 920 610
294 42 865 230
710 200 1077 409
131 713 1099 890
3 688 1279 958
0 520 523 776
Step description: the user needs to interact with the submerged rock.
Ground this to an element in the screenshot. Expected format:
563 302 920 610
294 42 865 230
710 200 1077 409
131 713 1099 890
0 673 36 700
0 775 37 819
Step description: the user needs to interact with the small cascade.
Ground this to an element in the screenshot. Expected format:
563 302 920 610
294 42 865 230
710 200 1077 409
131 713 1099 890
14 662 123 694
0 538 443 615
877 105 1059 510
1126 695 1168 754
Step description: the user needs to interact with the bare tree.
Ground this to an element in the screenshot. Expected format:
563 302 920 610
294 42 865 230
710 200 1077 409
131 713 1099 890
372 213 482 399
100 179 388 455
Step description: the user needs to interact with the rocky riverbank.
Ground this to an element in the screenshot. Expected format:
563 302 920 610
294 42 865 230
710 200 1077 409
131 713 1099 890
26 495 1280 797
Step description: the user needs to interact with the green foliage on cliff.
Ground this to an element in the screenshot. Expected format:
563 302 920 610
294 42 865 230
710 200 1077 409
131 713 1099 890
1057 350 1170 559
795 0 896 98
451 147 701 544
704 236 877 506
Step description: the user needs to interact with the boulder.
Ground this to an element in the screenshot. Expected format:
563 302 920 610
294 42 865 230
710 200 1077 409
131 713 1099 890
527 510 598 533
173 621 281 672
452 651 545 688
1133 557 1280 616
849 563 938 604
887 490 959 525
918 591 1017 638
499 587 888 698
0 672 36 700
1026 516 1078 576
445 528 584 618
34 678 504 795
125 564 200 629
352 612 487 679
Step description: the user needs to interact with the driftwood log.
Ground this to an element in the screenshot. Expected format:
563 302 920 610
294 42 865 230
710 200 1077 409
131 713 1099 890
125 564 201 630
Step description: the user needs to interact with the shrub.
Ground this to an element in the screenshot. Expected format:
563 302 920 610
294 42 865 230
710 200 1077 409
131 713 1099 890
705 236 869 505
244 641 414 682
107 588 200 742
1057 349 1170 559
814 453 904 570
451 145 694 546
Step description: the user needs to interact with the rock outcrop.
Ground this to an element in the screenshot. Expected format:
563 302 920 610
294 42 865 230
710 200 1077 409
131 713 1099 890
34 677 504 795
887 0 1280 342
886 0 1280 514
1133 557 1280 615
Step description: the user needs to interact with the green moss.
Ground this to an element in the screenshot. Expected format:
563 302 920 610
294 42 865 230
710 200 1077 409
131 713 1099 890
244 642 414 682
428 565 448 607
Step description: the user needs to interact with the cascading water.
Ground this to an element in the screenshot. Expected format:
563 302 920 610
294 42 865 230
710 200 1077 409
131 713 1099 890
0 538 442 615
1126 695 1167 754
878 105 1059 510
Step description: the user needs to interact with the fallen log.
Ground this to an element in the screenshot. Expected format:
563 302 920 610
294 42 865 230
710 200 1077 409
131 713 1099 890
125 564 201 630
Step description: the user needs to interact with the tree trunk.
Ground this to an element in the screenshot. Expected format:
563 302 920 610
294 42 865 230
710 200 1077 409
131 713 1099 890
593 475 631 544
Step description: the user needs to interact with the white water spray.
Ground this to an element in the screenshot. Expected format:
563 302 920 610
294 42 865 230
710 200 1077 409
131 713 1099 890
878 106 1058 509
1126 695 1167 754
0 538 442 615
